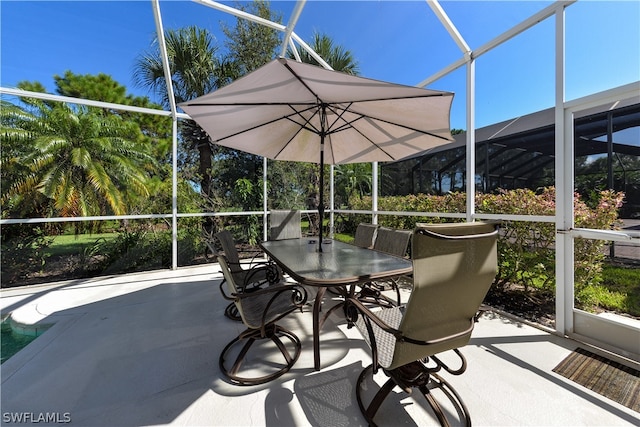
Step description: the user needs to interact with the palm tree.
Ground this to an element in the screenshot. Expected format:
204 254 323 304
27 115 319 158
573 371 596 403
334 163 372 207
133 26 231 199
290 31 360 75
1 96 154 218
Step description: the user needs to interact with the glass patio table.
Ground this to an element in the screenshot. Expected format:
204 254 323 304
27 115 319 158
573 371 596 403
259 237 413 371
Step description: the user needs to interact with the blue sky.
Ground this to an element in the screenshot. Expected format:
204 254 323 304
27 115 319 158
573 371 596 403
1 0 638 130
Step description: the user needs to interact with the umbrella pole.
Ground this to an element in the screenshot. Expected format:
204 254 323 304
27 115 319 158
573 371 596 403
318 136 324 253
318 104 328 253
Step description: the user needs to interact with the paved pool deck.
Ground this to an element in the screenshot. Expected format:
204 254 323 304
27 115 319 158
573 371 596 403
1 265 638 426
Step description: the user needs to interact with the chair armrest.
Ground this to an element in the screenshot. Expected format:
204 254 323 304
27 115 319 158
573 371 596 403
219 279 235 301
235 282 308 334
220 259 281 291
346 297 476 346
218 262 281 300
345 297 403 337
242 261 281 288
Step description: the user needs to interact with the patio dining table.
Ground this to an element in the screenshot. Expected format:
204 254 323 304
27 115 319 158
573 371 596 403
259 237 413 371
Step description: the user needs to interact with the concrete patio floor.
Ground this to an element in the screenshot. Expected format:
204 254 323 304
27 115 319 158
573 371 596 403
1 264 639 426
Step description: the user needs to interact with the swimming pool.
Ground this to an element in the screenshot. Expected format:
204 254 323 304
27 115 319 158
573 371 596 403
1 318 49 364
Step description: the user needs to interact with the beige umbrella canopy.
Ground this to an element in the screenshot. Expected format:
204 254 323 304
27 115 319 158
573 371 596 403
180 57 454 248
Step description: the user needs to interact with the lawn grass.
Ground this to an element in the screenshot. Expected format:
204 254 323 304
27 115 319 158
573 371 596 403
332 233 353 243
597 263 640 316
45 233 118 257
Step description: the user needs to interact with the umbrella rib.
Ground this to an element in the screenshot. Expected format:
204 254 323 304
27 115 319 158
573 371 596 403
325 103 452 142
211 104 320 143
281 60 323 102
273 124 306 160
321 103 452 162
182 101 319 107
319 103 394 161
287 104 322 135
272 105 324 160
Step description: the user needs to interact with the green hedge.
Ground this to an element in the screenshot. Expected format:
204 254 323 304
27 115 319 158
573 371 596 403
351 187 625 297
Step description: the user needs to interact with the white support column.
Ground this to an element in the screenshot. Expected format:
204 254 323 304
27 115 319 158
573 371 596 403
554 6 572 336
466 57 476 222
171 120 178 269
372 162 379 225
152 0 179 270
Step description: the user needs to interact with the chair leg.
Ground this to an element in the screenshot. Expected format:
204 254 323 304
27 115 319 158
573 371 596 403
355 362 472 427
393 281 402 306
219 324 301 386
419 373 471 427
225 302 242 321
356 364 397 427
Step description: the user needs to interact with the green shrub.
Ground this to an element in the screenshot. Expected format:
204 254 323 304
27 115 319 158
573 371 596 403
352 187 625 302
0 225 53 285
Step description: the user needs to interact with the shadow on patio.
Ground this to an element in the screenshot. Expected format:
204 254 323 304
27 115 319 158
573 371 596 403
1 265 638 426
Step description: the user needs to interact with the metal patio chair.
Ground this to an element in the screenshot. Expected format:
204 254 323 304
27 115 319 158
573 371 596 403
269 209 302 240
353 223 378 249
345 222 499 426
217 255 308 386
357 227 412 307
211 230 281 320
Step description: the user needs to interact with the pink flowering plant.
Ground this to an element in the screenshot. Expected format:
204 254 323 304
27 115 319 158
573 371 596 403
350 187 626 306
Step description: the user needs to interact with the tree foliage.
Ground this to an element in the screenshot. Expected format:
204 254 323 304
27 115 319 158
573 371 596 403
289 31 359 75
206 1 282 214
134 25 229 202
52 71 173 165
1 93 155 219
221 0 282 75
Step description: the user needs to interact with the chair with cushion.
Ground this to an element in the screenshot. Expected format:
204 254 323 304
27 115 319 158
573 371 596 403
212 230 281 320
345 222 499 426
217 255 308 386
353 223 378 249
269 209 302 240
358 227 412 307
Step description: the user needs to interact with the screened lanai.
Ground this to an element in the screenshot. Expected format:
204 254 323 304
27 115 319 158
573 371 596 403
1 0 639 401
383 97 640 216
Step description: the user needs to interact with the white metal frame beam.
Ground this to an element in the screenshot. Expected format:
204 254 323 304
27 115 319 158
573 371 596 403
280 0 306 58
418 1 577 88
426 1 476 220
0 87 187 118
151 0 180 269
555 4 570 336
427 1 471 57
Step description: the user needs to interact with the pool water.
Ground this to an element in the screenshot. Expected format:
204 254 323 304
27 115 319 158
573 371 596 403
1 320 39 364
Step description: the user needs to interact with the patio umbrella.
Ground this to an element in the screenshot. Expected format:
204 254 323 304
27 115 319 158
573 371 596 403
179 57 454 251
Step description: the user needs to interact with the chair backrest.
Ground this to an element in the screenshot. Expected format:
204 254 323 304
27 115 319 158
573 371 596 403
217 255 254 326
353 223 378 249
373 227 411 257
387 222 498 369
270 210 302 240
215 230 243 275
